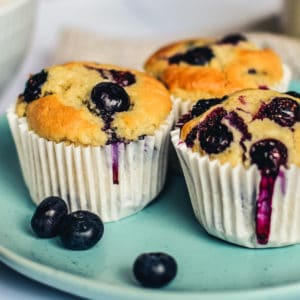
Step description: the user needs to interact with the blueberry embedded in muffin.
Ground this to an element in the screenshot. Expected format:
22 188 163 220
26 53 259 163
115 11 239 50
9 62 173 222
144 34 290 103
16 62 171 146
175 89 300 247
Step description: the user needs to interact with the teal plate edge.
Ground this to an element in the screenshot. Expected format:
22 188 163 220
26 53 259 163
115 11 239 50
1 81 300 300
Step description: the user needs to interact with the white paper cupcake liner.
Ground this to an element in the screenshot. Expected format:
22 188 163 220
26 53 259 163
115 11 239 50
272 64 292 92
171 128 300 248
7 108 174 222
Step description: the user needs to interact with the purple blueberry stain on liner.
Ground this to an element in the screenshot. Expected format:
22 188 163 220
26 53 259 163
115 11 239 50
89 81 132 184
278 169 286 195
111 143 119 184
250 139 288 244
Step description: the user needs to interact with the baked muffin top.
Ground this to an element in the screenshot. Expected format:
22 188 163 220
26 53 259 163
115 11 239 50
180 89 300 170
144 34 285 102
16 62 172 146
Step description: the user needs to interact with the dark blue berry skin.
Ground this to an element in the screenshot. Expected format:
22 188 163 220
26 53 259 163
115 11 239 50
60 211 104 250
250 139 287 175
196 107 233 154
23 70 47 103
191 97 226 117
85 66 136 87
168 53 185 64
31 196 68 238
255 97 300 127
133 252 177 288
247 68 257 74
286 91 300 99
100 69 136 87
218 33 247 45
91 82 130 114
169 46 214 66
199 123 233 154
182 46 214 66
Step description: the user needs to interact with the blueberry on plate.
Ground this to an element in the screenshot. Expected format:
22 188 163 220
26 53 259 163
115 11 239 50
31 196 68 238
60 210 104 250
133 252 177 288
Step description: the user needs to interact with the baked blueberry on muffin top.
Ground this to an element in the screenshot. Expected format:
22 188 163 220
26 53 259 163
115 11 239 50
144 34 290 102
180 89 300 244
16 62 172 146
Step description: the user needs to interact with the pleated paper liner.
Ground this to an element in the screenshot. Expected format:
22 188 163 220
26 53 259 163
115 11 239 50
7 108 174 222
171 128 300 248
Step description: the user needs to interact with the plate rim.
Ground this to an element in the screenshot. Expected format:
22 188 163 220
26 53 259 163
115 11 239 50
3 242 300 300
2 82 300 300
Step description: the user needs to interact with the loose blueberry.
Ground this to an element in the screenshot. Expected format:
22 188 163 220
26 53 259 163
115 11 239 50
23 70 48 103
255 97 300 127
31 196 68 238
191 97 225 117
286 91 300 99
91 82 130 114
250 139 287 175
218 33 247 45
133 252 177 288
60 210 104 250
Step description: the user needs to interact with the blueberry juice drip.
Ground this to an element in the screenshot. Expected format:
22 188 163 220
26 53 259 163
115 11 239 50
256 173 276 244
111 143 119 184
89 82 131 185
225 111 251 160
250 139 288 244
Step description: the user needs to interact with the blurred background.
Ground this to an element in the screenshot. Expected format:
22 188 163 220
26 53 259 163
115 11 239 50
0 0 298 299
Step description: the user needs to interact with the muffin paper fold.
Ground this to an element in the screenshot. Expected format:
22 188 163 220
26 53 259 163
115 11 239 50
171 128 300 248
7 108 173 222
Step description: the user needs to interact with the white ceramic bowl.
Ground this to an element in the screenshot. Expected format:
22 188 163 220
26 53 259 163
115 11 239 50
0 0 36 91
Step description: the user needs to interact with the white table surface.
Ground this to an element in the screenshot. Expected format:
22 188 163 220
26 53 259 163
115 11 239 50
0 0 283 299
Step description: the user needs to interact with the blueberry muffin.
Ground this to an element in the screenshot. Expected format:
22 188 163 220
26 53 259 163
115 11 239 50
8 62 173 222
171 89 300 248
145 34 291 121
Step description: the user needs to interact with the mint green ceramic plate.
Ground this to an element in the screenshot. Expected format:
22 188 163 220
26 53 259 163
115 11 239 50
1 82 300 300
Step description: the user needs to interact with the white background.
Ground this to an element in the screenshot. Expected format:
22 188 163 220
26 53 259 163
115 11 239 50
0 0 282 299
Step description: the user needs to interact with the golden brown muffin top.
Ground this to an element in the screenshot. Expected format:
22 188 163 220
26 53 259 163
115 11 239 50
16 62 172 146
144 34 284 102
179 89 300 169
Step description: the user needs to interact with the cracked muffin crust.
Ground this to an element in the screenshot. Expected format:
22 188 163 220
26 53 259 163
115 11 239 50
16 62 172 146
144 34 290 103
